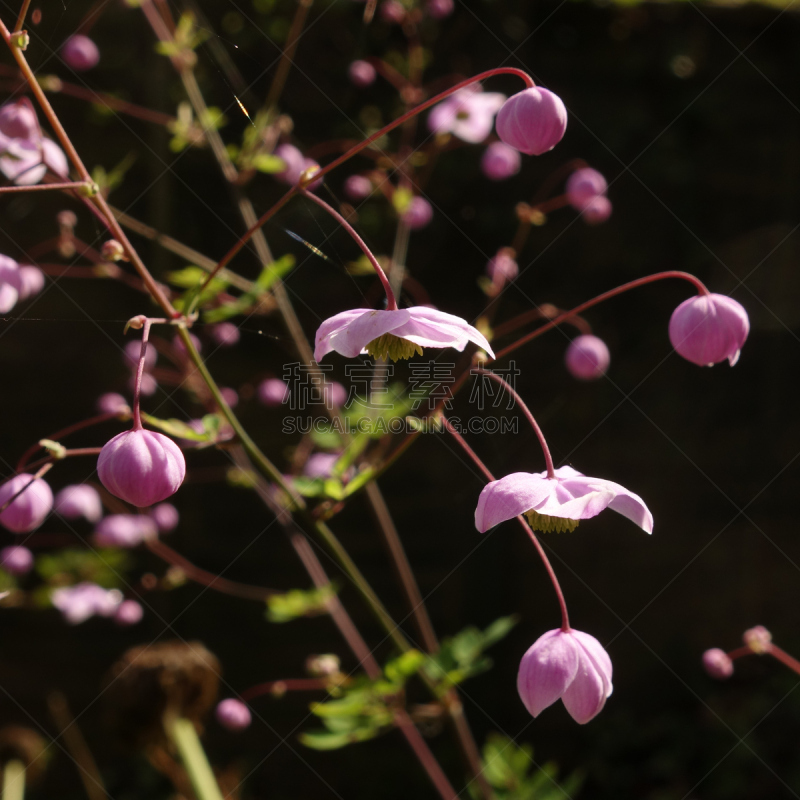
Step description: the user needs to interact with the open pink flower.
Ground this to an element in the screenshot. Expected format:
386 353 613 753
428 86 506 144
475 465 652 534
0 99 68 185
668 293 749 367
517 628 613 724
315 306 494 362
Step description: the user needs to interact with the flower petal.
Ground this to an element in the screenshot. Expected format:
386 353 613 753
395 306 495 358
517 629 579 718
561 631 613 724
475 472 555 532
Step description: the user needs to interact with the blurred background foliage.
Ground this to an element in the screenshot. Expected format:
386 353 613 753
1 0 800 798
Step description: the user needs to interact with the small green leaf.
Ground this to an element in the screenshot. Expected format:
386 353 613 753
265 584 335 623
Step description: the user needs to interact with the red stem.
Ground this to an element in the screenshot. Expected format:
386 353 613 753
767 644 800 675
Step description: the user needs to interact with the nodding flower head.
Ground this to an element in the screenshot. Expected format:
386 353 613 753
475 465 652 535
61 35 100 71
565 335 611 381
669 293 749 367
495 87 567 156
0 473 53 534
97 429 185 508
517 628 613 724
315 306 494 362
216 699 252 731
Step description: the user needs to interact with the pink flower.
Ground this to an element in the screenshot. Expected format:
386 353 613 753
0 100 68 185
428 86 506 144
565 335 610 381
0 254 21 313
258 378 290 406
495 87 567 156
61 34 100 71
315 306 495 362
0 545 34 575
379 1 405 24
94 514 157 547
401 196 433 230
566 168 607 210
97 392 130 415
343 174 372 201
216 698 251 731
114 599 144 626
480 142 521 181
669 293 749 367
0 473 53 533
475 465 652 534
426 0 454 18
208 322 240 346
581 195 612 225
51 582 122 625
486 250 519 288
702 648 734 679
17 265 45 300
54 484 103 523
150 502 179 532
348 60 376 88
97 429 186 507
517 628 613 724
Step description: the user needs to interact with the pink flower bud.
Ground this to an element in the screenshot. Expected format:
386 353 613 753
565 335 611 381
566 168 607 210
61 35 100 71
0 254 21 314
379 0 405 24
0 99 38 141
481 142 521 181
124 339 157 369
17 265 45 300
426 0 454 18
208 322 240 347
344 174 373 201
97 429 186 507
743 625 772 654
101 239 126 262
495 87 567 156
669 293 749 367
114 599 144 626
517 628 613 724
257 378 290 407
54 484 103 523
220 387 239 408
150 502 179 532
0 473 53 533
216 698 251 731
401 196 433 230
323 381 348 407
94 514 157 547
702 648 734 679
348 60 376 88
97 392 130 415
303 453 340 479
129 371 157 397
581 195 612 225
486 250 518 287
0 545 34 575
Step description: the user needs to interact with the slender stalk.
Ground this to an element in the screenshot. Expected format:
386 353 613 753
494 271 709 362
167 718 224 800
300 188 397 309
265 0 313 109
1 760 24 800
767 644 800 675
13 0 31 32
0 181 93 194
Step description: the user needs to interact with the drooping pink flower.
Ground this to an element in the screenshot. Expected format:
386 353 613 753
0 100 68 185
114 599 144 626
51 582 123 625
94 514 157 547
480 142 521 181
0 473 53 533
0 545 34 575
495 87 567 156
0 254 21 314
475 465 652 534
54 484 103 523
428 86 506 144
343 174 373 201
97 429 186 507
566 168 607 210
150 502 179 532
61 34 100 71
258 378 290 406
669 293 749 367
348 60 376 88
401 196 433 230
702 648 734 679
517 628 613 724
216 698 252 731
743 625 772 654
565 335 611 381
315 306 495 362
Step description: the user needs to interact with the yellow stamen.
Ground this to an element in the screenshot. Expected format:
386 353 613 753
525 509 580 534
365 333 423 361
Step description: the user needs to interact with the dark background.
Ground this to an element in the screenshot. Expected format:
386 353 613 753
1 0 799 797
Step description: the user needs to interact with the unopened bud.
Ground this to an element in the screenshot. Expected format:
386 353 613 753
702 648 734 680
305 653 340 677
743 625 772 654
101 239 127 262
11 30 30 50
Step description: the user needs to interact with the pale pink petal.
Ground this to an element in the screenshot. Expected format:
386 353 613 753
475 472 555 532
394 306 494 357
517 629 579 717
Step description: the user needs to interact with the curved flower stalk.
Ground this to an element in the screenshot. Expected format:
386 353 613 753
475 466 653 534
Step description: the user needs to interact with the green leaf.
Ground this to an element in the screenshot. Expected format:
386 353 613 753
299 727 380 750
36 549 130 591
265 584 335 623
252 153 287 173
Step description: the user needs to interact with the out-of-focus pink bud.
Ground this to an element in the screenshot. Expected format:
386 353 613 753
481 142 521 181
702 648 734 679
51 582 122 624
97 393 130 416
486 249 519 288
61 34 100 71
0 473 53 533
743 625 772 654
150 502 179 532
348 60 376 88
54 484 103 523
17 265 45 300
401 196 433 230
0 545 34 575
97 429 186 507
208 322 240 347
379 0 405 23
124 339 157 369
496 87 567 156
94 514 158 547
426 0 454 19
258 378 290 407
220 387 239 407
566 168 607 210
303 453 340 479
323 381 348 407
565 335 611 381
114 599 144 626
216 699 251 731
581 195 612 225
0 254 21 314
343 174 373 201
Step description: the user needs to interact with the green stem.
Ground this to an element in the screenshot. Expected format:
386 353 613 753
2 760 25 800
167 718 223 800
